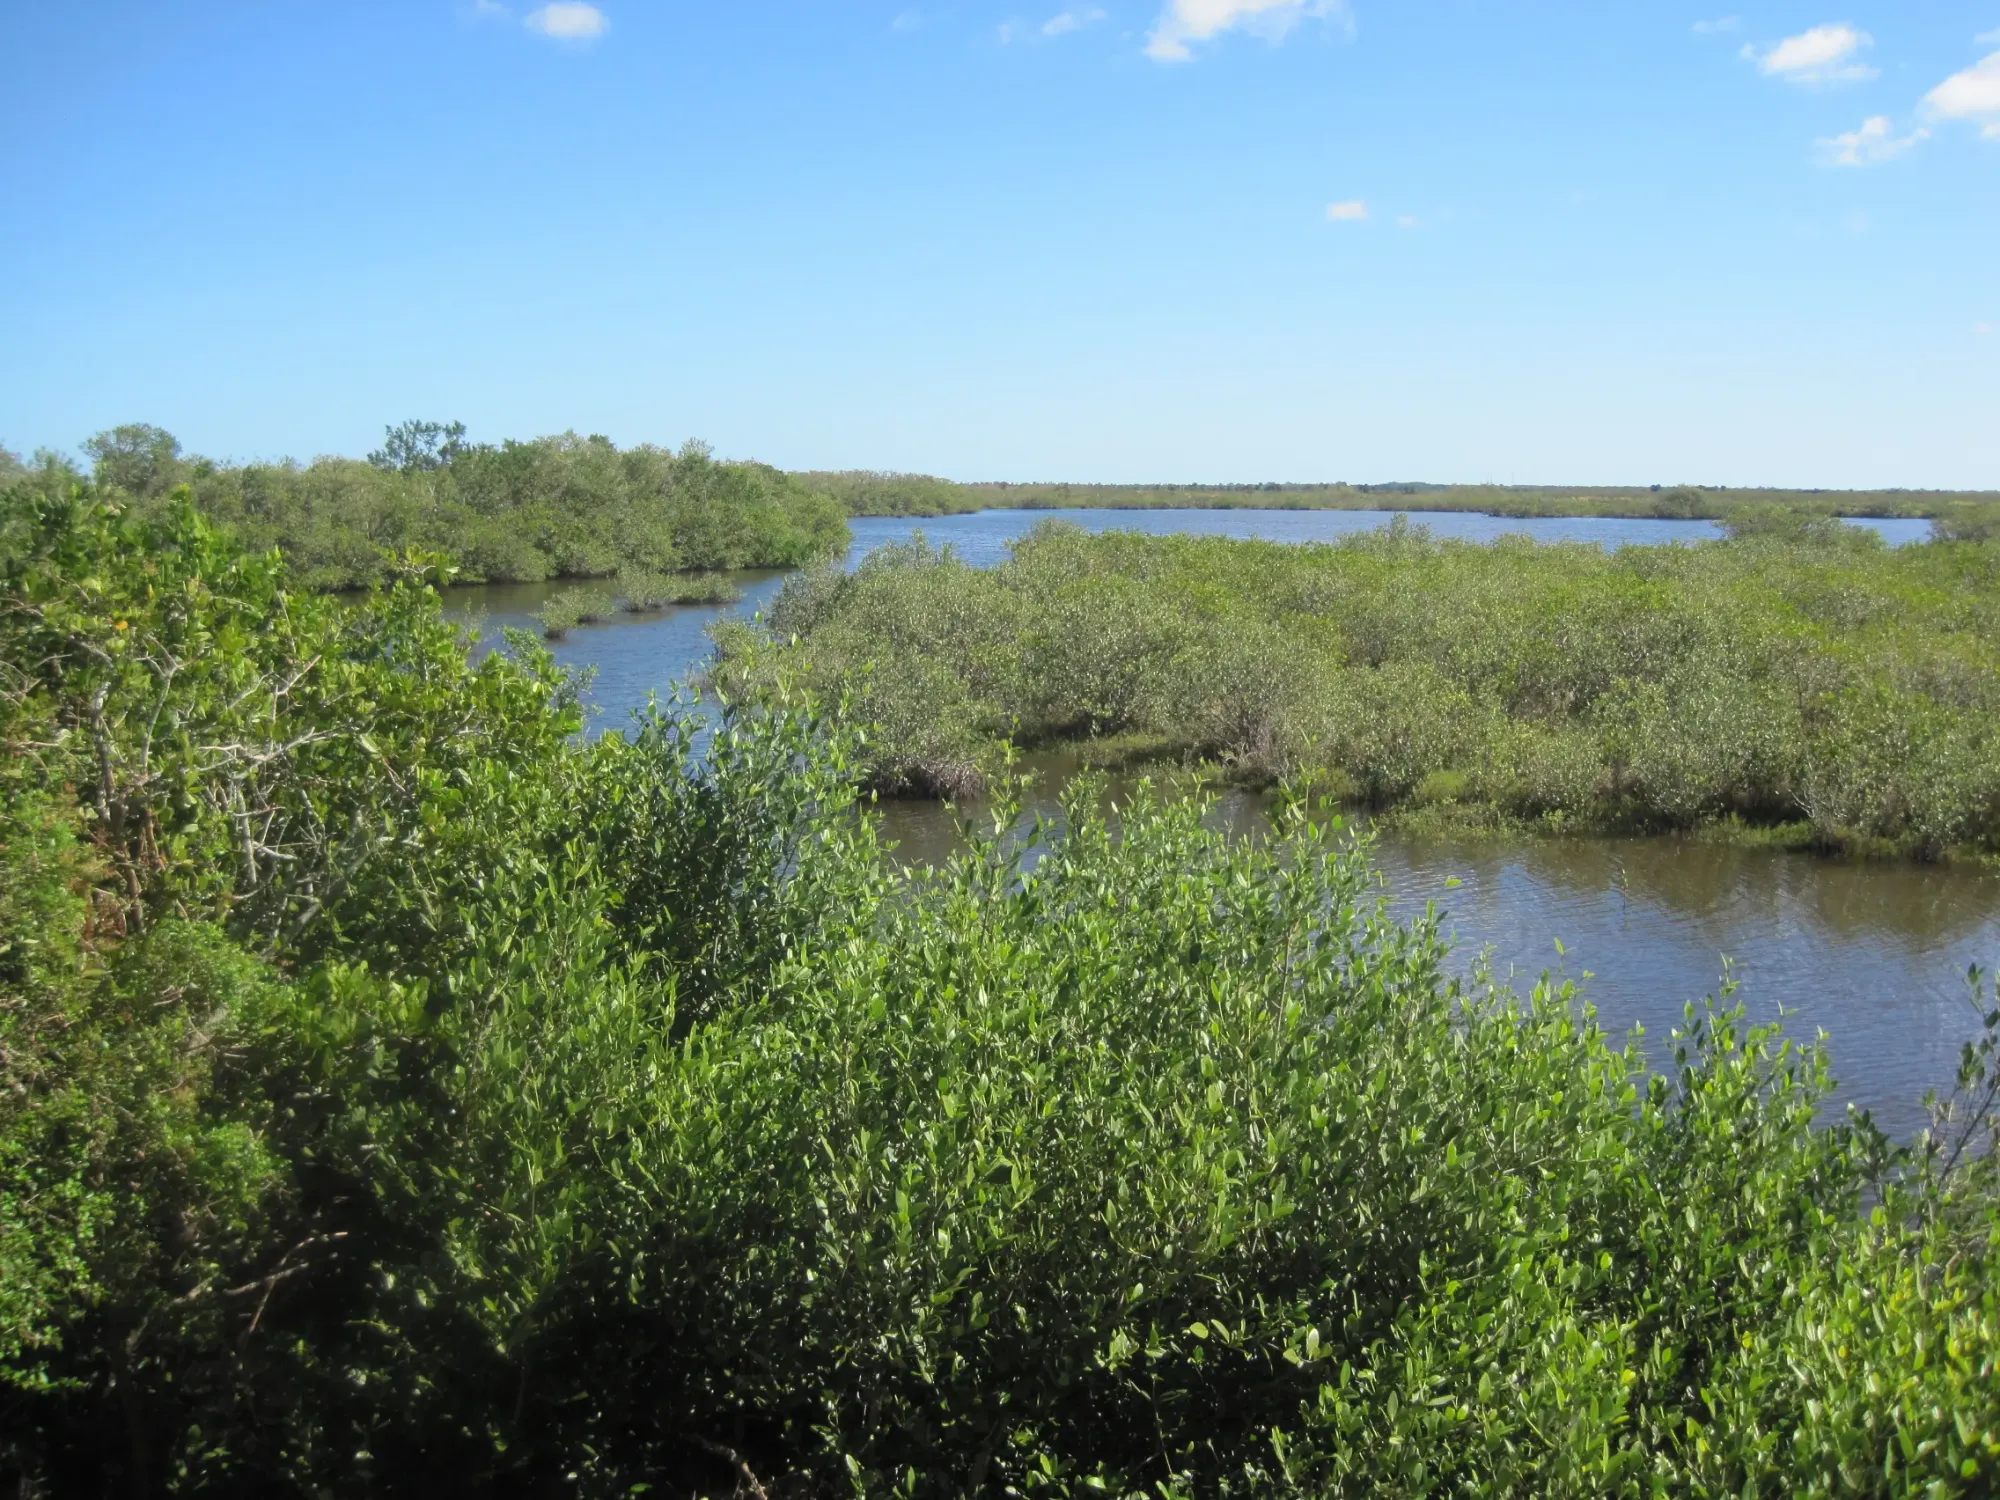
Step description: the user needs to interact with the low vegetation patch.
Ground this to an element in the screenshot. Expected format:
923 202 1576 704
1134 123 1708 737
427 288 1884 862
537 584 620 637
715 518 2000 858
619 566 746 609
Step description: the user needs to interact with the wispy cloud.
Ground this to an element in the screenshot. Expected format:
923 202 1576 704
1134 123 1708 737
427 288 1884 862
1146 0 1350 64
1979 28 2000 45
1692 16 1740 35
1745 23 1876 84
891 9 924 32
461 0 510 19
1395 213 1418 229
525 2 607 41
1817 114 1928 165
1043 7 1107 36
1002 7 1106 42
1325 199 1369 222
1923 50 2000 136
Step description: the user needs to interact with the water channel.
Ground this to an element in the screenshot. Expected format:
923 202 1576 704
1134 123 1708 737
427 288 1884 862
444 507 1993 1139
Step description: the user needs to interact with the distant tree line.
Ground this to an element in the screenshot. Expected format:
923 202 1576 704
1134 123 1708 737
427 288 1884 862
803 468 2000 527
17 421 851 590
11 431 1995 557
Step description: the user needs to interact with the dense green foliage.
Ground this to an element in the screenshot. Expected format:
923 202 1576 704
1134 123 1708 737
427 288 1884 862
806 469 2000 525
6 483 2000 1496
74 422 849 589
717 521 2000 857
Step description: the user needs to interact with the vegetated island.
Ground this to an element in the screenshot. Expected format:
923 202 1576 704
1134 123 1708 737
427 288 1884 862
714 516 2000 860
5 480 2000 1494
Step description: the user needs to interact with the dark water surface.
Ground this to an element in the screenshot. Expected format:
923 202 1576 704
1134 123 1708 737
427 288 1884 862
442 507 1994 1138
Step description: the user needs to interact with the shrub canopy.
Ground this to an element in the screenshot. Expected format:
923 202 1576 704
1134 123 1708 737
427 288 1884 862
719 521 2000 856
69 423 850 590
3 483 1999 1496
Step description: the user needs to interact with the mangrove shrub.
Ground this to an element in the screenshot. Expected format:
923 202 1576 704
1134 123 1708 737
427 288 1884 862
4 483 1999 1495
718 521 2000 856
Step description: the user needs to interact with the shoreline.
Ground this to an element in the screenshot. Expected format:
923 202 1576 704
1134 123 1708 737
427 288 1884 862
867 744 2000 870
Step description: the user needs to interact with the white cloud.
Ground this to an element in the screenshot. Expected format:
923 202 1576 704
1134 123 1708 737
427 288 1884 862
1043 7 1107 36
1746 23 1876 84
1395 213 1418 229
1979 29 2000 45
1325 199 1368 221
1146 0 1350 63
1923 51 2000 134
525 2 607 41
1817 114 1928 165
1692 16 1741 35
1978 321 1996 336
463 0 510 18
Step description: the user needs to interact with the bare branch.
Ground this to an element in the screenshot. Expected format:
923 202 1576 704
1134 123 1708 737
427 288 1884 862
693 1438 770 1500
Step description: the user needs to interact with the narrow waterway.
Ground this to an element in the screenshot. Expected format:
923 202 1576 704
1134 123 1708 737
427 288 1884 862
442 507 1993 1138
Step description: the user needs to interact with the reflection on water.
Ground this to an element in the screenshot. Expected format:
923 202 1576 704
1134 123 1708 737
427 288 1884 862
443 572 793 717
439 506 1994 1140
1370 833 1995 1140
846 508 1928 565
847 507 1731 563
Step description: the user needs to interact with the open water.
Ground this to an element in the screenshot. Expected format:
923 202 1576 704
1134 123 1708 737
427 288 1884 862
443 507 1995 1138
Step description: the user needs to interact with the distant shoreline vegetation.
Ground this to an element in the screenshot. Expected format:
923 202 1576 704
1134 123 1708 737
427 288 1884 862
714 518 2000 860
2 421 851 591
6 430 1998 594
800 469 2000 535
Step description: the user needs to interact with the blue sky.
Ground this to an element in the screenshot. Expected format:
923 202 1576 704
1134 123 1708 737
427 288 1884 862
2 3 1996 486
